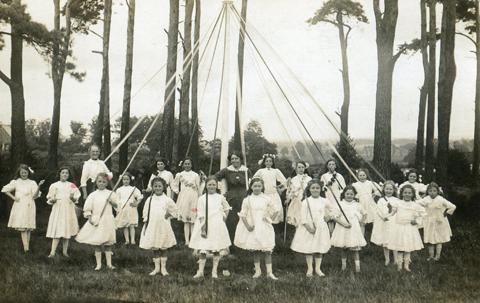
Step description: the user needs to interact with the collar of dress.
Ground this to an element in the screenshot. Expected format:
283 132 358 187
226 165 248 172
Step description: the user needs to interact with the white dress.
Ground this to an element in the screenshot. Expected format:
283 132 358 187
370 196 398 247
387 200 425 252
291 197 332 254
46 181 81 238
147 170 174 198
115 185 143 228
75 189 118 246
352 180 379 224
2 179 40 231
320 172 345 220
80 159 113 188
253 168 287 224
417 196 456 244
139 194 177 250
189 193 232 253
330 200 367 250
234 194 276 252
286 174 312 226
171 170 201 223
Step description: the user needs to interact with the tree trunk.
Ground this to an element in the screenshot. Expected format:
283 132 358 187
160 0 179 163
190 0 201 164
233 0 248 154
473 0 480 181
9 0 26 169
337 11 351 156
178 0 194 159
119 0 136 173
372 0 398 178
437 0 457 184
415 0 428 170
101 0 112 167
48 0 72 170
425 0 436 181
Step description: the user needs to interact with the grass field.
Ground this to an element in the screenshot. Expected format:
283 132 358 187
0 206 479 303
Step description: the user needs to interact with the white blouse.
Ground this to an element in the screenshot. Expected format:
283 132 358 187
80 159 113 187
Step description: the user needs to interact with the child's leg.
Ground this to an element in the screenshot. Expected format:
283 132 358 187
314 253 325 276
328 221 335 234
392 250 398 265
49 238 60 257
253 252 261 278
20 231 29 252
104 245 115 269
62 238 70 256
194 253 207 278
341 249 347 271
123 228 130 244
212 252 221 278
149 250 161 275
427 244 434 260
160 250 169 276
360 223 365 236
305 254 313 276
26 230 31 249
404 252 411 271
94 247 102 270
383 247 390 265
434 244 443 260
353 251 360 273
265 252 278 280
129 226 136 245
184 223 191 245
396 251 403 271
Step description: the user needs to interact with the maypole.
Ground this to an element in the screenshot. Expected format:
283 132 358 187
220 0 232 169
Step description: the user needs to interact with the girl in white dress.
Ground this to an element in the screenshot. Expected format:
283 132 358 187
115 173 143 245
320 159 346 233
253 154 287 224
171 158 201 245
234 178 279 280
46 167 81 257
370 180 398 266
352 169 381 234
291 179 332 277
189 177 231 279
331 185 366 273
387 185 425 272
417 182 456 261
286 161 312 226
398 169 426 200
2 164 44 253
140 177 177 276
76 173 119 270
147 158 174 198
80 144 113 199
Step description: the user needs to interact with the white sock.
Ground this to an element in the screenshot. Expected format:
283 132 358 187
306 255 313 275
105 251 114 268
341 258 347 270
212 256 220 278
160 257 169 276
354 260 360 272
150 258 160 275
94 251 102 270
315 257 324 276
194 258 206 277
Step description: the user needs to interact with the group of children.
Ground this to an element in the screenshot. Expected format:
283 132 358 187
1 150 456 279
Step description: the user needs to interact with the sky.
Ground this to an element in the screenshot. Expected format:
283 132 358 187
0 0 476 145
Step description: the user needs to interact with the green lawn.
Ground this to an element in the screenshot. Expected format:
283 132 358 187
0 208 479 303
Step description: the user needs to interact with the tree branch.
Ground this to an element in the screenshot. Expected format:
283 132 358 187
88 29 103 39
0 69 13 87
456 32 477 47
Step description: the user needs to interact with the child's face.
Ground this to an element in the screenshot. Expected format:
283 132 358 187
327 161 336 172
206 180 217 194
96 177 108 190
152 181 164 195
296 163 305 175
122 175 131 186
157 161 165 171
402 188 414 201
251 181 263 195
428 187 439 198
358 171 367 181
384 184 395 197
90 146 100 160
408 173 417 183
19 169 29 180
59 169 69 182
344 190 355 202
183 160 192 171
309 183 322 198
264 157 273 168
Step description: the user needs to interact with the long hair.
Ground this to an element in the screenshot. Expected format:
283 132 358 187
405 169 418 182
179 157 195 172
152 158 170 175
203 176 220 194
246 177 265 196
14 164 31 179
340 185 357 200
426 182 441 196
356 168 371 180
381 180 398 197
120 172 133 186
57 166 74 182
290 160 310 178
399 184 417 200
150 177 167 194
259 154 276 169
303 179 324 198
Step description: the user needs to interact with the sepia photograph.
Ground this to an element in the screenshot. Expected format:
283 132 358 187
0 0 479 302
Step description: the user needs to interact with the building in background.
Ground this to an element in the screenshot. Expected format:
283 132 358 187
0 124 11 152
